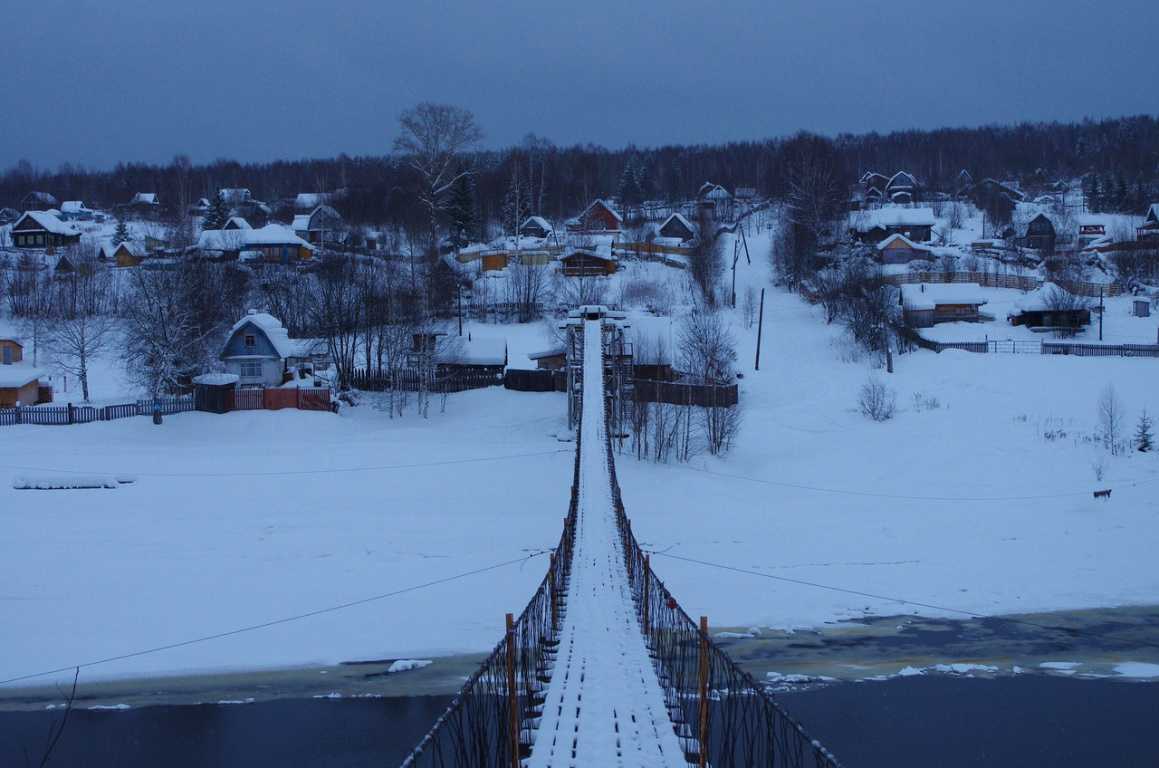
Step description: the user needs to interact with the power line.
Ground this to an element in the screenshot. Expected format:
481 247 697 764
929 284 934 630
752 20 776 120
1 448 569 480
650 551 1159 651
668 463 1158 503
0 552 549 687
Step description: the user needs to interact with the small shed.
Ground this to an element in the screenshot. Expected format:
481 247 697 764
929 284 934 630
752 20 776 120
193 372 240 414
0 366 46 407
99 241 145 268
435 337 507 377
1134 299 1151 318
658 212 696 242
481 251 509 271
519 216 553 239
900 283 989 327
1007 284 1091 331
561 248 617 277
0 338 24 365
527 346 566 370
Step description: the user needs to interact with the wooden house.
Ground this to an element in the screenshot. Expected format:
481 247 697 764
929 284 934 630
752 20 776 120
519 216 553 239
850 207 935 244
10 211 81 250
876 233 933 264
561 248 617 277
195 224 314 264
1018 213 1056 254
435 337 507 377
900 283 988 327
885 172 918 204
59 201 94 221
291 205 344 245
658 212 696 242
566 199 623 233
122 192 161 218
223 216 251 231
219 310 324 387
99 241 146 268
20 192 58 211
1139 204 1159 241
0 341 48 406
481 251 508 271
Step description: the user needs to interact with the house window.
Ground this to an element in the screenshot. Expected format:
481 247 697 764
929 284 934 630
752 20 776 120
2 347 10 364
244 334 256 349
240 362 263 379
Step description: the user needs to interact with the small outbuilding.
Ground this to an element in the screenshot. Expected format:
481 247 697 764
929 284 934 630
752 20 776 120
99 241 146 267
192 372 240 414
519 216 553 239
561 247 617 277
658 212 696 242
0 365 47 407
900 283 989 327
876 233 933 264
566 200 623 233
1007 284 1091 332
1138 204 1159 241
527 346 566 370
850 207 936 244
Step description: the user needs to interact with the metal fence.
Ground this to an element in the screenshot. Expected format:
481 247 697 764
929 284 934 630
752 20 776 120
882 270 1123 298
400 403 581 767
0 395 193 427
606 422 840 768
900 326 1159 359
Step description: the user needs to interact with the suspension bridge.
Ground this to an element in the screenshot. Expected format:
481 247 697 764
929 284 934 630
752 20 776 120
402 310 840 767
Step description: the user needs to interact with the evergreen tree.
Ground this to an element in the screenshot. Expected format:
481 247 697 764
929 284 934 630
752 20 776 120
202 192 229 231
1088 176 1102 213
112 216 129 246
447 173 477 245
1136 410 1154 453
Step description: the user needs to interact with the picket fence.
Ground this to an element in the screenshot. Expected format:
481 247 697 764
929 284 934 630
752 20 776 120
0 395 194 427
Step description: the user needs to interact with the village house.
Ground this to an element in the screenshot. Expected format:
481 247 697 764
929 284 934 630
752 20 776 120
195 223 315 264
900 283 989 327
99 240 146 268
293 192 336 212
0 339 50 407
59 201 95 221
1138 204 1159 241
657 212 696 242
1007 284 1091 333
697 182 733 219
220 310 325 388
860 171 890 206
885 172 919 204
519 216 554 239
292 205 344 246
122 192 161 219
876 233 933 264
566 199 623 233
219 188 271 224
20 192 59 211
1018 213 1057 254
561 246 618 277
435 337 507 378
527 346 566 371
10 211 82 250
850 207 936 244
224 216 251 231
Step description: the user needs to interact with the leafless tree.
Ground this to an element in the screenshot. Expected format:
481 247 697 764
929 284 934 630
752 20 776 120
46 254 116 402
1098 383 1125 455
859 377 897 421
393 103 483 254
506 260 549 322
309 257 362 388
678 307 736 383
121 268 207 399
688 206 721 304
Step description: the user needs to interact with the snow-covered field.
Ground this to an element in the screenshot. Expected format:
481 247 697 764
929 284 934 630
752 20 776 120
2 223 1158 688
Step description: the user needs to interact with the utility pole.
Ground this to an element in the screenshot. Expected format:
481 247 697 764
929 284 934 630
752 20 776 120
754 288 765 371
1099 287 1104 341
457 283 463 336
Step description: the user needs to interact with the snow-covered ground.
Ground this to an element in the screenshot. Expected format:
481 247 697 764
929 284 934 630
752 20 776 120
2 220 1158 689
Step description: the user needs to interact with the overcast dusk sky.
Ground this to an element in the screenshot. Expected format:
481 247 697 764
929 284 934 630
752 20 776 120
1 0 1157 169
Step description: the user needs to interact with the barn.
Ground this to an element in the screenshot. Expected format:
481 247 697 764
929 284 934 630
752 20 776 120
566 200 623 233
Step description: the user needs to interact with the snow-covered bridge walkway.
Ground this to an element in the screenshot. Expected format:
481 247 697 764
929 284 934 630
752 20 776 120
526 319 687 768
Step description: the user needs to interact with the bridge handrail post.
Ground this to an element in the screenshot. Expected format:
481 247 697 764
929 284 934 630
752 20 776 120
505 612 519 768
642 554 650 635
698 615 710 768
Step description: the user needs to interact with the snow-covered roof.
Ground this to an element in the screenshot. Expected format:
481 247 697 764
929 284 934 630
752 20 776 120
15 211 80 236
876 233 930 252
660 212 695 234
527 346 565 360
130 193 157 205
291 214 310 232
226 311 322 360
1146 203 1159 224
197 224 313 252
193 372 239 386
887 171 917 189
60 201 87 213
1012 283 1083 313
565 245 615 262
0 365 44 389
99 240 146 259
1076 214 1111 228
900 283 988 311
436 338 506 366
24 191 58 205
521 215 553 233
851 207 936 231
224 216 252 230
219 188 251 203
295 193 327 209
581 199 623 223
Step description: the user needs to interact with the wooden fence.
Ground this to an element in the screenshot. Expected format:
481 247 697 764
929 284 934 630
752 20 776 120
632 378 739 408
883 270 1122 298
0 395 194 427
350 367 502 393
504 369 567 392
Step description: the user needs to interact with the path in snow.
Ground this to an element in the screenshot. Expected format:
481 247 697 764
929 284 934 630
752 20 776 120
527 320 686 768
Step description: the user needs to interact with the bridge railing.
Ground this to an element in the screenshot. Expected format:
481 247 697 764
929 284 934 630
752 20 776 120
605 426 841 768
400 402 581 768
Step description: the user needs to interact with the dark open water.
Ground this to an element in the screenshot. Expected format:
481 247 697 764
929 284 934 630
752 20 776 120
2 676 1156 767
